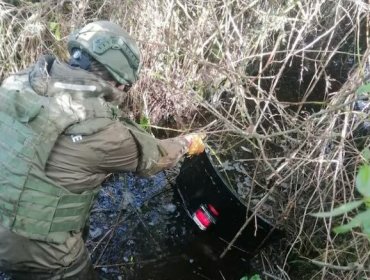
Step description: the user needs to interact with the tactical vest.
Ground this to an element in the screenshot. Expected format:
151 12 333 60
0 56 118 244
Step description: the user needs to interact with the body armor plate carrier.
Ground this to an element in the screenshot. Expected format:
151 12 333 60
0 56 117 244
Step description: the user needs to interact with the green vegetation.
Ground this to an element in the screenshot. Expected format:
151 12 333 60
241 274 261 280
1 0 370 279
312 163 370 238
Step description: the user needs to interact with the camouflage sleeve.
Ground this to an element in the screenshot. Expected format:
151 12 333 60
61 118 188 177
136 137 189 177
121 118 189 177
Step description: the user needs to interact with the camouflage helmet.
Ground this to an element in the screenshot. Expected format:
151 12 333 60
67 21 141 85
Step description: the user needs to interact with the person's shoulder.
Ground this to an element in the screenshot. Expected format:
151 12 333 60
1 67 33 92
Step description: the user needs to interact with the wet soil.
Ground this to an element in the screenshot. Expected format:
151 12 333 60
89 166 265 280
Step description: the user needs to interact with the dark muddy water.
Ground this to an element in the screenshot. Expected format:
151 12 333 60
88 153 275 280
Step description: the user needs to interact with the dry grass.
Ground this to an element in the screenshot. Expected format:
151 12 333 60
1 0 370 279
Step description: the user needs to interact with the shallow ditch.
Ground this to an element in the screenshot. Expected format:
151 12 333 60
88 152 277 280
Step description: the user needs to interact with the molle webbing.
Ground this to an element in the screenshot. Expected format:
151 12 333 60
0 111 96 243
0 87 103 244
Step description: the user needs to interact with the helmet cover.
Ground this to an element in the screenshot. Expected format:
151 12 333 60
68 21 141 85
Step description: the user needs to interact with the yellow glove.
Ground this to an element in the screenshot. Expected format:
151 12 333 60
184 133 206 155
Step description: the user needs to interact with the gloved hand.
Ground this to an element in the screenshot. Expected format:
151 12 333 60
184 133 206 155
